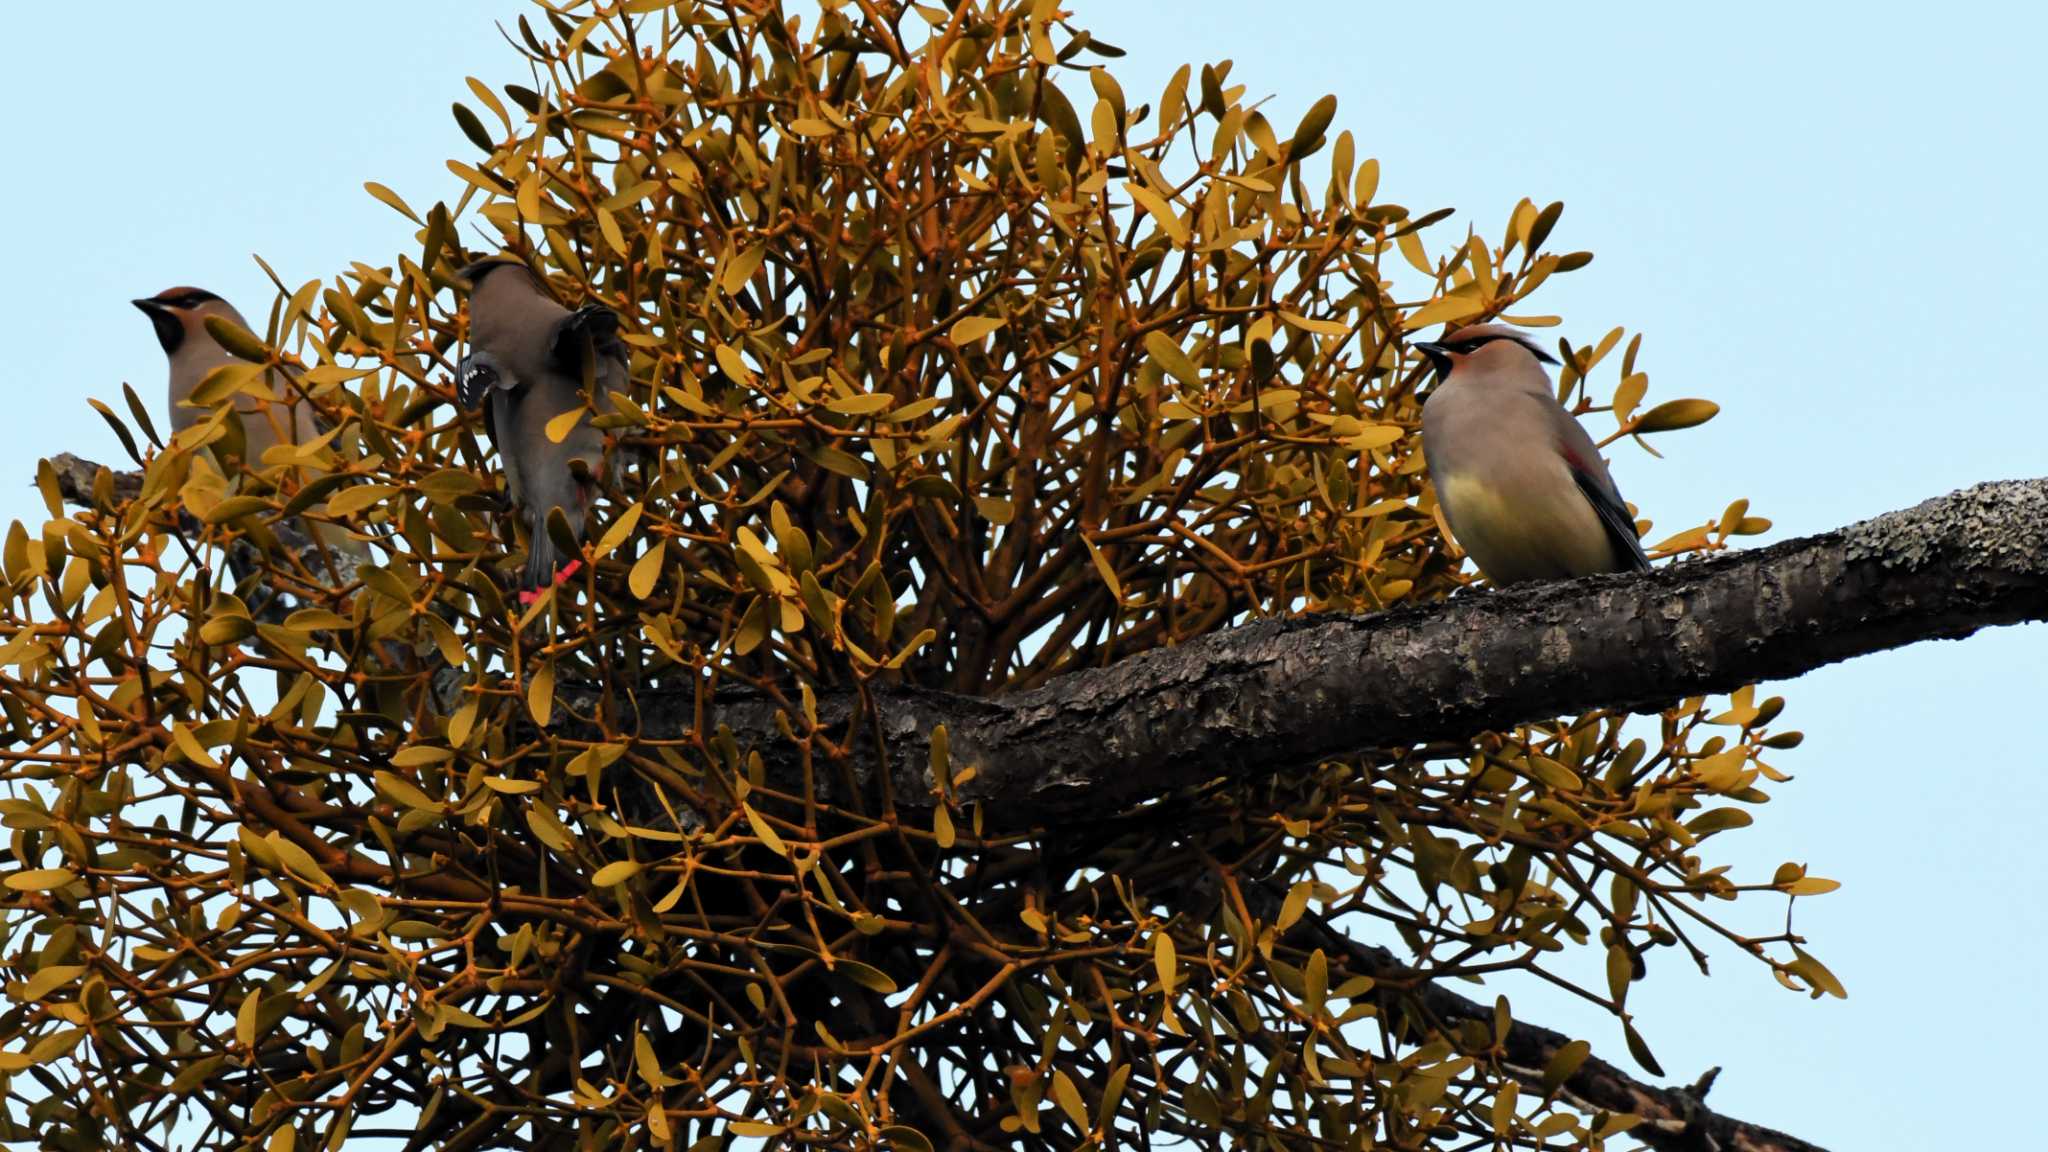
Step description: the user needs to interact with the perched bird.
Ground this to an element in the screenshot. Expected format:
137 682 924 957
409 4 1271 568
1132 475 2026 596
134 286 367 571
457 256 628 600
133 286 318 454
1415 324 1651 585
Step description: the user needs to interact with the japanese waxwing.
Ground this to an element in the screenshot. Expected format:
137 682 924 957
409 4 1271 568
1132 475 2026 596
456 256 627 600
133 287 319 456
133 286 367 569
1415 324 1651 585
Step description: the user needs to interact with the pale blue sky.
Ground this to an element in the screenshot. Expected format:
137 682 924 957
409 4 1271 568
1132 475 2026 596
1 4 2041 1148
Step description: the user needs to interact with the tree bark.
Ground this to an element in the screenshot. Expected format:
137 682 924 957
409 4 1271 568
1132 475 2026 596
52 451 2048 824
629 476 2048 830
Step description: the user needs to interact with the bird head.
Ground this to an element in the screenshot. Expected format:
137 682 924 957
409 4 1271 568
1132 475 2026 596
1412 323 1559 378
457 254 534 287
132 286 235 355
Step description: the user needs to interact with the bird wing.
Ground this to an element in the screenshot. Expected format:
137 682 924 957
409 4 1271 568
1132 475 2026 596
457 349 521 411
548 305 628 393
1550 405 1651 572
1567 460 1651 571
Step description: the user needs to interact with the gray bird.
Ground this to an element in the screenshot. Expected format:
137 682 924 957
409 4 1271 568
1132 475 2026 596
133 286 367 569
457 257 628 599
1415 324 1651 585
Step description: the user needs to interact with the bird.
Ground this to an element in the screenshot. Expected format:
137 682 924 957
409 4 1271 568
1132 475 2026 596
1414 323 1651 585
133 286 319 455
133 286 368 572
456 256 629 602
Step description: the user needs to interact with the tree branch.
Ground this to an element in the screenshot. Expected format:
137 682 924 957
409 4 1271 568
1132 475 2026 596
1285 903 1826 1152
53 453 2048 829
656 477 2048 831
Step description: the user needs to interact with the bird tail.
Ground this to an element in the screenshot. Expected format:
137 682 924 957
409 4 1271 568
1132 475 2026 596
521 531 562 594
519 504 587 601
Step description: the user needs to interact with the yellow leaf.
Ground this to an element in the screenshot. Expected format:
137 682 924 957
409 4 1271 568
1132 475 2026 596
591 860 642 887
482 777 542 794
635 1026 682 1089
375 771 444 813
720 242 767 296
1051 1068 1087 1129
743 802 789 857
1353 157 1380 206
543 406 586 445
1630 398 1719 434
236 988 261 1049
1612 372 1649 423
1154 931 1178 998
172 723 221 770
525 806 574 852
837 959 899 995
713 342 753 383
15 965 82 1002
595 502 642 559
265 833 335 889
629 541 665 599
390 745 452 767
948 315 1005 345
363 180 421 223
1790 944 1848 999
1784 876 1841 897
1124 181 1188 245
527 661 555 727
323 481 395 518
826 392 895 416
933 803 956 850
1083 536 1122 600
1279 311 1351 338
4 868 76 892
1142 331 1201 389
788 117 835 137
596 206 628 256
1342 425 1405 452
1404 293 1485 332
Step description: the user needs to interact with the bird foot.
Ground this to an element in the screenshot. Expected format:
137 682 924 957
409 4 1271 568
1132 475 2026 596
515 559 584 606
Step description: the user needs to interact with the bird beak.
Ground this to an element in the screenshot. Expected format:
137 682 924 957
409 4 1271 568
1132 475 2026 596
133 298 183 352
1412 341 1453 377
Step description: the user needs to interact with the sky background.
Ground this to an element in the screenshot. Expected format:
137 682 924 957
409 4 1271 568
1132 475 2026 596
1 3 2043 1147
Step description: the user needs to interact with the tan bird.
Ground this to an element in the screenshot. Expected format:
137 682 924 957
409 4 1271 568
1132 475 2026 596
133 287 319 456
133 286 366 570
457 256 628 600
1415 324 1651 585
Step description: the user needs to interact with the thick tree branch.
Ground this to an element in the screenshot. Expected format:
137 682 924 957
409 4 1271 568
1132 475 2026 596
668 477 2048 831
52 454 2048 830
